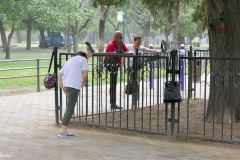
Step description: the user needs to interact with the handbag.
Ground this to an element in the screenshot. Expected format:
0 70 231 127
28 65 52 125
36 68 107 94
164 81 182 103
44 49 57 89
125 80 133 95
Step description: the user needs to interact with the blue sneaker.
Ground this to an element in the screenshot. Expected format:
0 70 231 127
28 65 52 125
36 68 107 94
58 131 75 137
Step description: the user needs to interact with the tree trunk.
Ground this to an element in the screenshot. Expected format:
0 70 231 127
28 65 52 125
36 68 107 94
47 29 51 37
98 5 109 52
189 38 193 46
64 23 67 50
0 19 7 52
15 30 22 43
5 22 16 59
77 18 91 52
26 19 32 50
73 21 79 53
126 30 133 44
178 34 185 45
143 21 150 47
67 17 72 53
108 20 120 31
39 27 45 48
171 0 180 49
164 31 169 49
206 0 240 123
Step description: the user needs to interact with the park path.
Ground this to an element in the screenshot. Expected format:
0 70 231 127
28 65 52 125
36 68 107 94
0 91 240 160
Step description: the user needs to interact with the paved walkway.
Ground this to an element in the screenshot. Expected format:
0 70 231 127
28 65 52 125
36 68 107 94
0 91 240 160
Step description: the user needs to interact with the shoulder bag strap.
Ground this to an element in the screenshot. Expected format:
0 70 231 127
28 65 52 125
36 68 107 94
48 48 56 74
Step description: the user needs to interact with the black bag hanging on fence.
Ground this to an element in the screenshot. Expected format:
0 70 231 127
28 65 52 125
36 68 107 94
125 80 133 95
44 49 57 89
164 81 182 103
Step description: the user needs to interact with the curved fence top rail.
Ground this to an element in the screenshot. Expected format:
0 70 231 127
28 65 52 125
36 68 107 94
59 52 168 57
92 53 168 58
193 49 209 52
180 57 240 60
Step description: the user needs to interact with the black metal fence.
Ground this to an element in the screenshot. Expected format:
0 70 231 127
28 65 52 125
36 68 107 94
180 57 240 143
53 48 240 144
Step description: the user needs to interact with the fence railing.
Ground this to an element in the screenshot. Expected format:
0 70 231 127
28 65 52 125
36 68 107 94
52 47 240 143
0 58 50 92
57 52 169 127
179 57 240 143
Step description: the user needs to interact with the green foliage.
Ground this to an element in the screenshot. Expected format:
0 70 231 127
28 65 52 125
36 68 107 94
129 0 154 28
32 0 66 30
121 0 153 38
141 0 175 16
1 0 208 44
179 4 199 38
0 0 22 29
192 0 207 29
151 8 172 35
141 0 207 39
178 0 207 38
0 0 96 32
91 0 121 7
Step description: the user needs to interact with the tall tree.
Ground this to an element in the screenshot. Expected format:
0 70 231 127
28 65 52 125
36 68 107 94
151 6 172 47
98 5 109 52
0 0 20 59
107 8 120 31
71 0 94 53
18 0 65 50
141 0 194 48
25 16 33 50
191 0 240 123
0 14 8 52
129 0 154 47
206 0 240 122
58 0 95 52
143 0 240 123
33 0 66 48
92 0 121 52
142 0 180 48
179 2 205 45
19 0 36 50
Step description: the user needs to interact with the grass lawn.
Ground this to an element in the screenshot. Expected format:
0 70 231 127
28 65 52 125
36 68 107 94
0 47 55 93
0 47 91 93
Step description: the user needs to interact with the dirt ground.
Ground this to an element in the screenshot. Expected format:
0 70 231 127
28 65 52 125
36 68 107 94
75 99 240 142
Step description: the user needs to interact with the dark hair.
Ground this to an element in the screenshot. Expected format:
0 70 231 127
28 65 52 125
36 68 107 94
76 51 87 59
134 36 142 42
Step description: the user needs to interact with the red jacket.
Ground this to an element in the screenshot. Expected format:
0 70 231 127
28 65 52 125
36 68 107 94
104 40 128 65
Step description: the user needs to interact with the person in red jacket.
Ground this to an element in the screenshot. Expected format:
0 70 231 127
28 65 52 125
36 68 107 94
105 31 128 109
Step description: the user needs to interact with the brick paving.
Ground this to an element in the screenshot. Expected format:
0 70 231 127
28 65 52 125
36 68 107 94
0 91 240 160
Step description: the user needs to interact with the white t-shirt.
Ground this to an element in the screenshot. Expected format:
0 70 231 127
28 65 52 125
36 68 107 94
59 55 89 90
127 44 151 67
127 44 151 54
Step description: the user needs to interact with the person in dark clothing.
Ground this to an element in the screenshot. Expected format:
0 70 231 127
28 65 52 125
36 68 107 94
127 36 159 108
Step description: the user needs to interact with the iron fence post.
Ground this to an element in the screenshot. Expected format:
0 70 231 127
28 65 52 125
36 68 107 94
170 49 177 135
193 49 197 98
188 46 193 98
36 59 40 92
54 47 59 125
